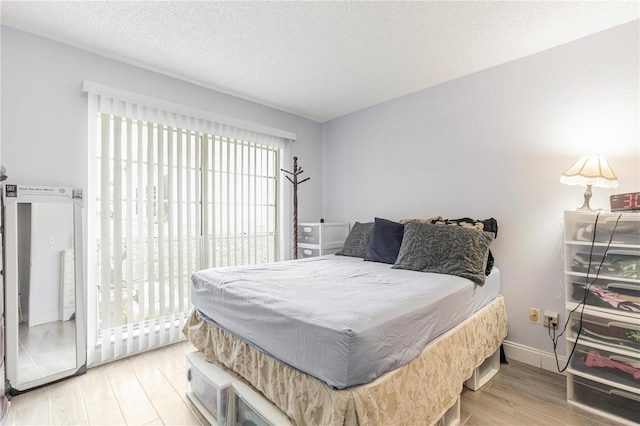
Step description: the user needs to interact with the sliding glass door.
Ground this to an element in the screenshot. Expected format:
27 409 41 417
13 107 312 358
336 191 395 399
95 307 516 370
93 113 281 362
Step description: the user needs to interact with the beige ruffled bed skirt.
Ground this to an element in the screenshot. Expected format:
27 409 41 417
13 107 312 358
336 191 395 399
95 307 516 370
183 294 508 426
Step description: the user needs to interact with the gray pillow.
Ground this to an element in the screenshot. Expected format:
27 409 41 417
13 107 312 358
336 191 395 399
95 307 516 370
336 222 374 258
363 217 405 264
392 222 494 285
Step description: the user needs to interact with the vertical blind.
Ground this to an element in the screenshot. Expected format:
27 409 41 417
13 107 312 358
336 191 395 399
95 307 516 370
85 84 292 364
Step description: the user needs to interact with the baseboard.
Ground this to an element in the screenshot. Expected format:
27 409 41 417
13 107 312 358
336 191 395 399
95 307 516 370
29 313 61 327
502 340 567 375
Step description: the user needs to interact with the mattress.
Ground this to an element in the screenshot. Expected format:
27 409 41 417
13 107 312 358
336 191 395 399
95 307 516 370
190 255 500 389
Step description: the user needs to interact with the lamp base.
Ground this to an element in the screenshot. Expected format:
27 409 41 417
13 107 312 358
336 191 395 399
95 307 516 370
576 184 595 212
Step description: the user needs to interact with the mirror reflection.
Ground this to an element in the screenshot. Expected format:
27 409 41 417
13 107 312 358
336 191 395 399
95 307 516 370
16 201 77 384
3 185 86 394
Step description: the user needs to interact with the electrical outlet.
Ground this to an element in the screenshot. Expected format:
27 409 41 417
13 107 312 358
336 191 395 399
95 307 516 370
529 307 540 324
544 310 559 328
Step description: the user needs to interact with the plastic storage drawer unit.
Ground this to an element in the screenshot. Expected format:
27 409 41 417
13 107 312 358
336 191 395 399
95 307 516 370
298 225 320 244
186 351 236 425
569 374 640 425
564 211 640 423
568 309 640 352
298 247 320 258
569 343 640 388
229 381 292 426
297 222 350 257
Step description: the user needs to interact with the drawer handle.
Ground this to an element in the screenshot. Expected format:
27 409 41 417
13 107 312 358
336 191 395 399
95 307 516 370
611 389 640 402
303 250 312 255
609 355 640 368
609 321 640 331
303 227 312 232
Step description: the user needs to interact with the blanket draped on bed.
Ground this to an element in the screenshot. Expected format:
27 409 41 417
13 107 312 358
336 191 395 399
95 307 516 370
183 294 508 426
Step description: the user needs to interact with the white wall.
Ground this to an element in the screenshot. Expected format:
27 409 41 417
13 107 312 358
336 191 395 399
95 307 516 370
0 26 324 260
28 202 74 326
323 21 639 361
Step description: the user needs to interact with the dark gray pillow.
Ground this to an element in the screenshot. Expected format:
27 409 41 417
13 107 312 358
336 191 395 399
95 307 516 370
364 217 405 264
336 222 374 258
392 222 494 285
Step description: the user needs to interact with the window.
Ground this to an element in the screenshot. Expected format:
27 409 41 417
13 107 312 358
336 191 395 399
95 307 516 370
85 81 293 363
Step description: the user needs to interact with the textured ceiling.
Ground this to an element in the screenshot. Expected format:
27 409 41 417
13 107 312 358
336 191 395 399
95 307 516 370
1 1 638 122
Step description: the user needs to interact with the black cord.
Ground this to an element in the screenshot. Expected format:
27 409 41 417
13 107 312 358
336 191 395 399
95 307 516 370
550 211 623 373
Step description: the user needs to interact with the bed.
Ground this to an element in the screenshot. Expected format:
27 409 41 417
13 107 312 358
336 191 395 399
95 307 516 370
183 218 508 425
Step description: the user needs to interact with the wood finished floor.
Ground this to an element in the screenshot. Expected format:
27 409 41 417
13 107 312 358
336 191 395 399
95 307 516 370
460 360 617 426
5 340 617 426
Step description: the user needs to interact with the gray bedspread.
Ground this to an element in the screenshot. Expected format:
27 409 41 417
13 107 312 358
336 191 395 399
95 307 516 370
190 255 500 389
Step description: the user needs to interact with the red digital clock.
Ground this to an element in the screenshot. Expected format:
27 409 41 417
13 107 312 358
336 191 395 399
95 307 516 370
610 192 640 211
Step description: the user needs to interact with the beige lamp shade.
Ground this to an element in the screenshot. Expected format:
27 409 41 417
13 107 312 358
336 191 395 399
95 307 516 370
560 154 618 188
560 154 618 211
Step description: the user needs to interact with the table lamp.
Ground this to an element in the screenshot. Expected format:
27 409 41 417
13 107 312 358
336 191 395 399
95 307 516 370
560 154 618 211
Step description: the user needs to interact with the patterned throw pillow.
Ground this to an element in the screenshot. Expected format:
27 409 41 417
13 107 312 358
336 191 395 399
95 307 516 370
392 222 494 285
335 222 374 258
429 217 498 274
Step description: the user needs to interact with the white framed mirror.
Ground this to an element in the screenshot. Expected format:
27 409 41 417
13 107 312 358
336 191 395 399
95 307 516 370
2 184 86 393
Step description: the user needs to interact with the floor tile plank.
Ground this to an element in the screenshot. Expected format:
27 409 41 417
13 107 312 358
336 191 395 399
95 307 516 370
85 396 126 425
131 360 175 401
111 377 159 425
49 379 89 425
11 387 51 425
78 364 115 406
151 392 203 426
